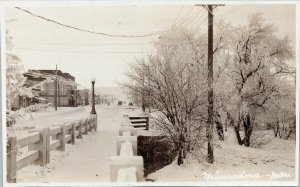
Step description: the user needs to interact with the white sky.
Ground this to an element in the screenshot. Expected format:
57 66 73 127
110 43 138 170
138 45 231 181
6 4 296 88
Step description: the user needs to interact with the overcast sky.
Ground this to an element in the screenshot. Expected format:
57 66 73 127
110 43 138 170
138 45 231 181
6 4 296 88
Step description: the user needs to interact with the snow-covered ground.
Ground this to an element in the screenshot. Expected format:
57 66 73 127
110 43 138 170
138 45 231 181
14 105 296 184
14 106 91 136
16 105 142 183
148 128 296 183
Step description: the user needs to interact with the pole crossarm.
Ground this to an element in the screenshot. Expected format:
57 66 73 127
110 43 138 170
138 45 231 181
195 4 225 16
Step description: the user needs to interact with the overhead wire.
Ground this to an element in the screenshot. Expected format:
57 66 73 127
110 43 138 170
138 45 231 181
14 47 144 54
186 8 206 30
176 6 196 26
173 5 184 25
181 8 199 27
188 7 204 26
14 5 236 53
13 41 148 46
15 7 168 38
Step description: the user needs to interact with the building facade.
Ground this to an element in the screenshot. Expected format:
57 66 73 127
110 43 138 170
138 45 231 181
76 89 89 106
24 69 77 107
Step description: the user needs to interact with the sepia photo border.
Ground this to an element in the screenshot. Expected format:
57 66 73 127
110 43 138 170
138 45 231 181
0 0 299 186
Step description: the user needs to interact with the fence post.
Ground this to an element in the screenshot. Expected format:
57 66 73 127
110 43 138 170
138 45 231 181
58 125 66 151
89 118 93 132
71 123 76 145
92 114 97 131
87 118 90 132
45 128 50 164
28 128 49 166
78 120 83 139
7 136 17 183
95 115 98 131
39 128 49 166
46 129 50 164
84 119 88 135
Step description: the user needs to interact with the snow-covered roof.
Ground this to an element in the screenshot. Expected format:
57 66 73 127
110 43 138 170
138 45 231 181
27 69 75 81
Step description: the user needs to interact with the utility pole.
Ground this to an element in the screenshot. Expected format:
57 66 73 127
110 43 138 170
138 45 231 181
207 4 214 164
58 80 60 107
141 72 146 112
195 4 224 164
58 59 61 107
54 64 58 111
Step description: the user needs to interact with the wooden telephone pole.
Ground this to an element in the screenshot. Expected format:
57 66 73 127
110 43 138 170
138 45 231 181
54 64 58 111
207 4 214 164
195 4 224 164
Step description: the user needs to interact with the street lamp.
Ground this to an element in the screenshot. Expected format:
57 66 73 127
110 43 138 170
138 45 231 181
90 77 96 114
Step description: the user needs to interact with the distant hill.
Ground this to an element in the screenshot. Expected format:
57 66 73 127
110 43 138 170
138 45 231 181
95 86 129 102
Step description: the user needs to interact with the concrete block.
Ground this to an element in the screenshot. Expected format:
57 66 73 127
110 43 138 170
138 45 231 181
119 126 141 136
110 156 144 182
116 136 137 155
117 167 137 182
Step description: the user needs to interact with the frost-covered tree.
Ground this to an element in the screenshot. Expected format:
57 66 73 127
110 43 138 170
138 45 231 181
6 31 33 136
125 27 210 165
6 31 25 124
6 31 27 111
266 78 295 139
223 13 295 146
126 23 234 164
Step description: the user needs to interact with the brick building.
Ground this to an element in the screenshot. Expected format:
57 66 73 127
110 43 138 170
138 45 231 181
23 69 77 107
76 89 89 106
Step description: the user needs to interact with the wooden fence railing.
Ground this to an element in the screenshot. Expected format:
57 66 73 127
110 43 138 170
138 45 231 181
7 114 97 183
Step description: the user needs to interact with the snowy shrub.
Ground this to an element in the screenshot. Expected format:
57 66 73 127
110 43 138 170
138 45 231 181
137 135 177 175
6 110 24 137
250 130 273 148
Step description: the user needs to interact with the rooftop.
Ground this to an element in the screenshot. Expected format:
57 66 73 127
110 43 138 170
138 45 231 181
27 69 75 81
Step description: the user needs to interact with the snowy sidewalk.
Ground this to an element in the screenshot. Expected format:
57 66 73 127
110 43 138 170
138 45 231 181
17 105 139 183
35 131 117 182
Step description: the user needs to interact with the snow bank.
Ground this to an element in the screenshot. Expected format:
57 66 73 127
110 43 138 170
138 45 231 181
148 128 296 183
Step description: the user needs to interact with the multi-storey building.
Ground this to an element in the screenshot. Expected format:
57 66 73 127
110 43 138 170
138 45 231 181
23 69 77 107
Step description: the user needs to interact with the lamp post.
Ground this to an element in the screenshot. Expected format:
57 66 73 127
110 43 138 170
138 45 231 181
90 77 96 114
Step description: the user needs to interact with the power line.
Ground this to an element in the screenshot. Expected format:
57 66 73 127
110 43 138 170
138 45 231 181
202 5 214 16
14 47 144 54
181 7 199 26
173 6 184 25
192 16 208 33
186 8 205 29
192 5 243 32
189 6 208 32
176 6 195 26
14 41 149 46
15 7 168 38
192 4 228 33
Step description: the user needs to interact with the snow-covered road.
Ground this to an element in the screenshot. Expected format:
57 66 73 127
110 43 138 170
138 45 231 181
17 105 142 183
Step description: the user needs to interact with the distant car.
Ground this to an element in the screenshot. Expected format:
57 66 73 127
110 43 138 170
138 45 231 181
118 101 122 106
129 102 133 106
